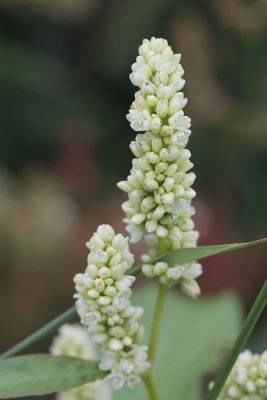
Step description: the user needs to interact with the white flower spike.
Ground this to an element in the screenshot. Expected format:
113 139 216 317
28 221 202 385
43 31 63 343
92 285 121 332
118 37 202 295
74 225 149 390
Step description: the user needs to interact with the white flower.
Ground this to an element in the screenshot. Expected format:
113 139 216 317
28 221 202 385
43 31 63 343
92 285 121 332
83 311 102 326
168 111 191 130
126 109 151 131
210 350 267 399
113 290 131 310
124 220 144 243
104 373 125 391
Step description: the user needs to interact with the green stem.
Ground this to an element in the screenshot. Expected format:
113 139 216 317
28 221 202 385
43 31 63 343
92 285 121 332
143 374 161 400
206 280 267 400
148 283 167 364
0 306 77 360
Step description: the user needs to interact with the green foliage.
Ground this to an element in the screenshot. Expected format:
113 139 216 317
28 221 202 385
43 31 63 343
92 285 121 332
0 354 106 398
114 283 243 400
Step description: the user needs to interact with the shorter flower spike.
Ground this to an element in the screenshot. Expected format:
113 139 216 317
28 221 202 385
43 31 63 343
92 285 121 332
74 225 149 390
50 324 112 400
209 350 267 399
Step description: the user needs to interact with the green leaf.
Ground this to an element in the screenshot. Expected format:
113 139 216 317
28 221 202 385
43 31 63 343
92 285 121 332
158 238 267 265
130 238 267 276
0 354 106 398
114 284 243 400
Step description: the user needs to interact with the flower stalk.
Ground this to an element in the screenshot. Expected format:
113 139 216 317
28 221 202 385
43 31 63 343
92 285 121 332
143 373 161 400
148 283 167 364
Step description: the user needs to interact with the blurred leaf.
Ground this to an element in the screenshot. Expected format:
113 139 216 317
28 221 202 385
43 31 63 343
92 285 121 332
114 284 243 400
0 38 115 123
91 0 174 79
0 354 106 398
0 38 125 170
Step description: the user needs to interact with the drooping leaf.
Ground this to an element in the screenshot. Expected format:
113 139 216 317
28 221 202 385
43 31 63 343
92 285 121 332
114 284 243 400
0 354 106 399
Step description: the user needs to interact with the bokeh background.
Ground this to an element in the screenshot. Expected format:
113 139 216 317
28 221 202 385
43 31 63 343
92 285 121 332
0 0 266 398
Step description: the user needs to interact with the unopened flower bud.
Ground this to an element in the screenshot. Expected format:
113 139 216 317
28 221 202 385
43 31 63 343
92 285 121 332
156 99 168 118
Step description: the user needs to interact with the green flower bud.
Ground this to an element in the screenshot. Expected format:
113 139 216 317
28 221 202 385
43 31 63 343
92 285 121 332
117 181 133 193
159 148 169 161
156 99 168 118
151 137 163 153
154 262 168 275
163 177 175 192
146 95 159 107
141 196 155 213
145 220 157 233
98 267 111 279
131 213 146 224
146 151 160 164
144 178 159 191
152 206 165 220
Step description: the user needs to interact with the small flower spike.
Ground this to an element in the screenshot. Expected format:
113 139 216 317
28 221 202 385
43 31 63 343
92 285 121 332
73 225 149 390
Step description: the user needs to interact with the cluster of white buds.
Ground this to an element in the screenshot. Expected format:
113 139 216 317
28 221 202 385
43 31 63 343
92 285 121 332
118 37 202 296
73 224 149 390
50 324 112 400
209 350 267 399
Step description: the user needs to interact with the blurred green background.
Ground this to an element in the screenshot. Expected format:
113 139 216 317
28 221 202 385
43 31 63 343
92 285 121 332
0 0 266 398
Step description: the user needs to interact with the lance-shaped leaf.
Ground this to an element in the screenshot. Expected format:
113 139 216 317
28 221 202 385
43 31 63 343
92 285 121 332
0 354 106 399
130 238 267 275
158 238 267 266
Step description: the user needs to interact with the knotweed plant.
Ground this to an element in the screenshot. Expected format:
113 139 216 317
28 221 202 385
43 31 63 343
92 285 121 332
0 38 266 400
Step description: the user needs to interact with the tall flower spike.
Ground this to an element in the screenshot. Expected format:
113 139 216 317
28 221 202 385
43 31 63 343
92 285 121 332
73 225 149 390
50 324 112 400
209 350 267 399
118 37 202 297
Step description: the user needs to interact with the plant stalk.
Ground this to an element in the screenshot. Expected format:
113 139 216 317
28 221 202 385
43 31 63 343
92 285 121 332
206 280 267 400
143 374 161 400
148 283 167 364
